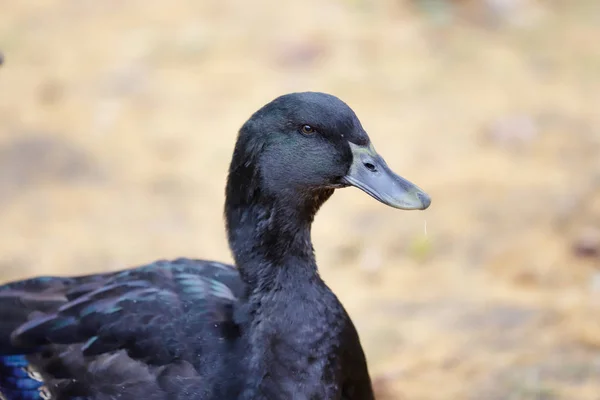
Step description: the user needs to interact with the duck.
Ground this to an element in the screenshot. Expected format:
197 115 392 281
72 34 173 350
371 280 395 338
0 92 430 400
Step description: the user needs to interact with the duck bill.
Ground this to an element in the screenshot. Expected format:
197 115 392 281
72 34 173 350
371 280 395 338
342 142 431 210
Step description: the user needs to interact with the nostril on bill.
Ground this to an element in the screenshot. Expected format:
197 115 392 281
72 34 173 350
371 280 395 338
364 162 376 172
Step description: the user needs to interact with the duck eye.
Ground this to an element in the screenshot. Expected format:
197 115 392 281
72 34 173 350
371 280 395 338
301 125 316 135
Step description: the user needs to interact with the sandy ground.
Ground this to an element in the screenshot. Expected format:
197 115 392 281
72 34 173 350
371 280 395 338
1 0 599 398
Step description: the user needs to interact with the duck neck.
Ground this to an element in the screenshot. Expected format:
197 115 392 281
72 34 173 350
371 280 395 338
225 186 333 294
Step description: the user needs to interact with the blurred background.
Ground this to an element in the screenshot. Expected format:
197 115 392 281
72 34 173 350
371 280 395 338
0 0 599 398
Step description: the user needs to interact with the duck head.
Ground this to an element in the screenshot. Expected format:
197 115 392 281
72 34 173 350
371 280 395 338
227 92 430 212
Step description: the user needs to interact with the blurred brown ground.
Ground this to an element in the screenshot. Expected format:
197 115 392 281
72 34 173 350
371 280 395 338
0 0 599 398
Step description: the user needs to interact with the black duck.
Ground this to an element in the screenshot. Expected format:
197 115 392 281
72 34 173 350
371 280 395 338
0 92 430 400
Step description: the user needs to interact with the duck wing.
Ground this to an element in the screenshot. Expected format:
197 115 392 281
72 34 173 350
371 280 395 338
0 258 244 400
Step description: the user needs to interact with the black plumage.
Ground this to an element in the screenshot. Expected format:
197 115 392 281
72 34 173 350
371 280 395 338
0 92 430 400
